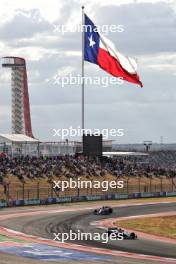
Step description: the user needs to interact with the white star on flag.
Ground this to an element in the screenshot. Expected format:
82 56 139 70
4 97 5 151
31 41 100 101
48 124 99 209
89 35 96 47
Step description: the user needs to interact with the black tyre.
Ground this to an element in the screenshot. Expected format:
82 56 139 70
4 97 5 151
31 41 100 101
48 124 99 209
109 208 113 214
130 232 136 239
107 231 111 237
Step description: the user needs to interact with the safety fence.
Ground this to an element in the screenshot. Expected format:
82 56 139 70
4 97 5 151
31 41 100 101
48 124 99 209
0 176 176 207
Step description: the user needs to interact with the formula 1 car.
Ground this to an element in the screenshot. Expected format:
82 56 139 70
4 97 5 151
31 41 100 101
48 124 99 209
93 206 113 215
107 227 137 240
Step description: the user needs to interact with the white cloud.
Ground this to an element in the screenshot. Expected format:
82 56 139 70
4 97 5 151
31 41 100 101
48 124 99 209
0 0 175 143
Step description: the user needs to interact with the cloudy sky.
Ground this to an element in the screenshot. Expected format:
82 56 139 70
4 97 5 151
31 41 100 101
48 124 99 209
0 0 175 143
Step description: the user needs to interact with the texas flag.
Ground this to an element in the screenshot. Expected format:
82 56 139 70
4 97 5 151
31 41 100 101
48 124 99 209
84 14 143 87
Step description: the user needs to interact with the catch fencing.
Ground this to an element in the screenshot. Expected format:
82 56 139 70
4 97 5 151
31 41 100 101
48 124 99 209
0 177 175 206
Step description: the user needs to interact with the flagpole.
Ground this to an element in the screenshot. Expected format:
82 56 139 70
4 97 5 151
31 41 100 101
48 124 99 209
82 6 85 132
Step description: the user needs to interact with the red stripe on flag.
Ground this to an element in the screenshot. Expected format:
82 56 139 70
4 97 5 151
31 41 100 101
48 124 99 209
97 48 143 87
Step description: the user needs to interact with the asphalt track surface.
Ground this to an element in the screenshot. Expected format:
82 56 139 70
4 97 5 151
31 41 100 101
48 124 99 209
0 202 176 261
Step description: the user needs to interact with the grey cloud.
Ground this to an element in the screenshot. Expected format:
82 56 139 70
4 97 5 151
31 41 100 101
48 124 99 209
0 1 176 143
2 2 175 57
0 9 52 41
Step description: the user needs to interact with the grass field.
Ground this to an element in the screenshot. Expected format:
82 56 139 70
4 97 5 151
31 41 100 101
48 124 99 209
117 215 176 239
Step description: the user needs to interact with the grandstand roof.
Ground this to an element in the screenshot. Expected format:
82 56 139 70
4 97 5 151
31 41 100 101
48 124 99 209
103 151 148 157
0 134 39 143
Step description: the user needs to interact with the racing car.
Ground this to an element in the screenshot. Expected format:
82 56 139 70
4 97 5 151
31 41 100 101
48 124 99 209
107 227 137 240
93 206 113 215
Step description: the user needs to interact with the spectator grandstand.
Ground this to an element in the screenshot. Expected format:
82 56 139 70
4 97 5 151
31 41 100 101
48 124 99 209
0 151 176 182
0 151 176 201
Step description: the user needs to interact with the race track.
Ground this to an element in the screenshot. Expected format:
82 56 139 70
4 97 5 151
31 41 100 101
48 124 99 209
0 201 176 264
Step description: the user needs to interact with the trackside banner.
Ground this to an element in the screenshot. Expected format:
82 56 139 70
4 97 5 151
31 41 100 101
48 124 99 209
0 191 175 208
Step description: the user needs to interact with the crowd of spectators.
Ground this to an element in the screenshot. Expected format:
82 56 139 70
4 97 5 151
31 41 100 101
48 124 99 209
0 151 176 185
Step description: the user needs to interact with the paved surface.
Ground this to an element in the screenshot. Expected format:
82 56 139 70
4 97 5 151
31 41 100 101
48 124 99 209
0 201 176 264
